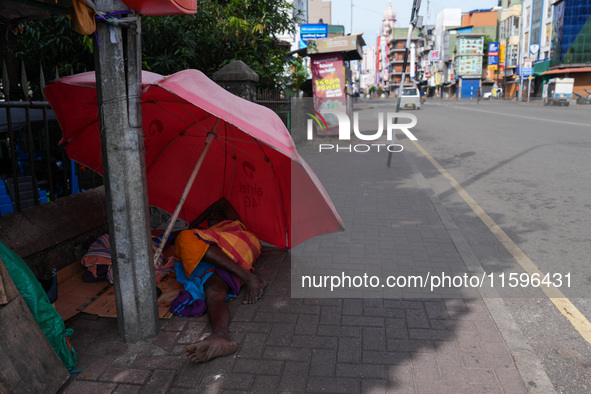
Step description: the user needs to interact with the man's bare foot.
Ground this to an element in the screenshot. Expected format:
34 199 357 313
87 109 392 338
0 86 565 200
243 275 267 304
186 333 238 363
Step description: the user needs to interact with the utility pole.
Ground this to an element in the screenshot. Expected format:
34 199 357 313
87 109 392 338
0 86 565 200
94 0 159 342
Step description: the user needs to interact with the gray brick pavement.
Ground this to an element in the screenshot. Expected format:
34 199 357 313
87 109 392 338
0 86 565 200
59 133 547 393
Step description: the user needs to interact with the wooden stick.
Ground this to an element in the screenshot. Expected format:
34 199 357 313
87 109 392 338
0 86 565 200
153 130 218 265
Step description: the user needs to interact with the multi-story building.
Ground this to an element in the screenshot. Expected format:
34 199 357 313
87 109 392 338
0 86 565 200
500 3 522 97
519 0 556 98
432 8 462 96
278 0 308 51
541 0 591 98
308 0 331 24
414 26 436 93
360 46 377 94
388 28 420 90
376 2 397 94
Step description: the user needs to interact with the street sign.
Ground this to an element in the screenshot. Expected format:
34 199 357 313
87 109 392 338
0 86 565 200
488 42 499 56
300 24 328 49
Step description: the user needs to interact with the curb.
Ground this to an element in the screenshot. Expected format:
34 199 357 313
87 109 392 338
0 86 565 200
403 147 556 393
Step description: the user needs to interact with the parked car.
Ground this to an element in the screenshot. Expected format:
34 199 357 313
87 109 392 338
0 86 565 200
399 87 421 110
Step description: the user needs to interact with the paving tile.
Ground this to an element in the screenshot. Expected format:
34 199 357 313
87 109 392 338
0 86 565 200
130 355 183 370
361 379 388 393
306 377 360 393
263 345 311 362
251 375 280 393
232 359 283 375
61 380 118 393
361 326 387 351
387 339 435 353
142 369 176 393
112 384 142 394
291 335 338 350
409 328 454 341
278 375 307 392
176 322 208 344
200 372 253 390
295 313 320 335
462 353 516 369
336 363 387 379
169 362 205 388
317 324 361 338
152 330 180 352
283 361 310 376
337 336 361 363
362 350 411 366
236 333 267 359
267 323 295 346
310 348 336 377
99 367 151 384
495 367 528 394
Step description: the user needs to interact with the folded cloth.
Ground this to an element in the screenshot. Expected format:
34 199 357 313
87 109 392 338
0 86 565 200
179 220 262 275
82 233 174 284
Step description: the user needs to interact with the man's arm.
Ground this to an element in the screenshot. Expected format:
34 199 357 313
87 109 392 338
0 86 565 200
189 197 241 228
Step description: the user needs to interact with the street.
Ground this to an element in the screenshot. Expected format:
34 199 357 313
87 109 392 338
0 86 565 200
392 98 591 393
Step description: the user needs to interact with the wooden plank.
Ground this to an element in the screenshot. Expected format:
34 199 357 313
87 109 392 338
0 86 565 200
0 295 70 394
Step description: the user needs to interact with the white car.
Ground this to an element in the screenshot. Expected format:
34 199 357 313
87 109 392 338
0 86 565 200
399 87 421 109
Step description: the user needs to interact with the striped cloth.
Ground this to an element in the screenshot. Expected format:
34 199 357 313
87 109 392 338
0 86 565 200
189 220 262 272
82 233 174 284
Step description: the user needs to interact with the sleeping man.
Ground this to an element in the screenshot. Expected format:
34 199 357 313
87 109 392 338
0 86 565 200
172 197 266 363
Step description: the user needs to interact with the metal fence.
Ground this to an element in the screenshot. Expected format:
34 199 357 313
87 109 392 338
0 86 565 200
0 101 102 215
255 88 291 130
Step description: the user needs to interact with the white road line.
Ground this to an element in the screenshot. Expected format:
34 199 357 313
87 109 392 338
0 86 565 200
412 139 591 345
430 102 591 128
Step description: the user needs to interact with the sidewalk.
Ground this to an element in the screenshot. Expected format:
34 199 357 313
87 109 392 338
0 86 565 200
59 131 552 393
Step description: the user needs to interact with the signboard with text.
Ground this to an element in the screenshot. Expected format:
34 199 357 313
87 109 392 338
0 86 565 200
455 35 485 77
311 53 346 136
300 24 327 49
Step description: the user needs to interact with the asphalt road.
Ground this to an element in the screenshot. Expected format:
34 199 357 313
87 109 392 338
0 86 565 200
361 98 591 393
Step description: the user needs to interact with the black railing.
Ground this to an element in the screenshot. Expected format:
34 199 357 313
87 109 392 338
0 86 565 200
0 101 102 215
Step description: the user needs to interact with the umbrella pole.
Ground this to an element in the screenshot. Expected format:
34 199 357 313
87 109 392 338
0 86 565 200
153 132 216 265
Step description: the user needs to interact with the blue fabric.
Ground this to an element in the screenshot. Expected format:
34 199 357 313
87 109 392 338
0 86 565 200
171 260 241 317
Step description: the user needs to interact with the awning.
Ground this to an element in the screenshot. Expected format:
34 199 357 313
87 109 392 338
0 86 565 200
541 67 591 76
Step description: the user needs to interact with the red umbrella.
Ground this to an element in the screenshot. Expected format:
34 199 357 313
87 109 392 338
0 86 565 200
45 69 344 256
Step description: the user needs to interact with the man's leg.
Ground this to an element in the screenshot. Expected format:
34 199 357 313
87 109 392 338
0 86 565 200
186 273 238 363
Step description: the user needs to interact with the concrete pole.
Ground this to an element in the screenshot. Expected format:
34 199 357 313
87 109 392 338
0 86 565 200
94 0 159 342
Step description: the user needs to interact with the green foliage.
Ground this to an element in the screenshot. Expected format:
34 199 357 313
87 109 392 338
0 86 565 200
9 15 94 97
9 0 301 93
142 0 301 89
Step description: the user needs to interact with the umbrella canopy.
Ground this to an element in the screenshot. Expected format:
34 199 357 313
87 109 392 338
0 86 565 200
45 69 344 249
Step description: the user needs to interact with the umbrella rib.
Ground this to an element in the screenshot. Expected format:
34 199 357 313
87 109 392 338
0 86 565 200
145 99 212 135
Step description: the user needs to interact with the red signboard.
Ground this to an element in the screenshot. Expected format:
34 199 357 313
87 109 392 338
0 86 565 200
311 53 347 136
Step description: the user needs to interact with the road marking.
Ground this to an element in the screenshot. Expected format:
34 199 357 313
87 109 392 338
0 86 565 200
436 103 591 128
412 139 591 345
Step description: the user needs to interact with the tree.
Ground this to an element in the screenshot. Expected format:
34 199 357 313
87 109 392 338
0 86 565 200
141 0 301 89
9 0 301 96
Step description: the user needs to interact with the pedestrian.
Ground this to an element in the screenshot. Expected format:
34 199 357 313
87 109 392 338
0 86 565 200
172 197 266 363
476 87 481 104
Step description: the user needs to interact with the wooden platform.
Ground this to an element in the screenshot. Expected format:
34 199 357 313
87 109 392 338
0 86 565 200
54 262 182 321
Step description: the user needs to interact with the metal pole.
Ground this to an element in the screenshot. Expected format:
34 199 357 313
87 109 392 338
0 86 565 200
388 0 421 168
527 76 531 103
95 0 158 342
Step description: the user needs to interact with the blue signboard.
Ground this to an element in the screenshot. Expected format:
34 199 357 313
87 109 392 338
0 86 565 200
300 24 328 49
488 55 498 65
488 42 499 56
